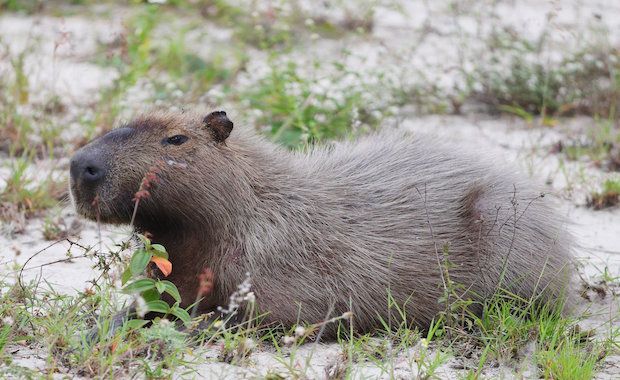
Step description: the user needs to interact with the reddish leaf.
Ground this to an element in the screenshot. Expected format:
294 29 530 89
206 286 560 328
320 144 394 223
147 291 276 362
151 256 172 277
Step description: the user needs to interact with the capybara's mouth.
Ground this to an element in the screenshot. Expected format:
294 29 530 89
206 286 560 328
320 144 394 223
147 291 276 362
69 180 134 224
69 185 103 221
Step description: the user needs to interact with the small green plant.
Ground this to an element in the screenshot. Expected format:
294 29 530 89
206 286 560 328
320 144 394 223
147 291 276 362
120 234 191 328
198 0 373 50
556 118 619 166
469 30 620 119
587 178 620 210
242 59 386 148
537 329 598 380
42 213 66 240
0 154 65 217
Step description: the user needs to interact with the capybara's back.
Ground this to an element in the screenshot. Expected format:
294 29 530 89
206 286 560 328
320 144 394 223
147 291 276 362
286 133 573 331
70 111 574 337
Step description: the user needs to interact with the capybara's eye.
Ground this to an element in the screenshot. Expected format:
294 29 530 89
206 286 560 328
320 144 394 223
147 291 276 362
163 135 189 146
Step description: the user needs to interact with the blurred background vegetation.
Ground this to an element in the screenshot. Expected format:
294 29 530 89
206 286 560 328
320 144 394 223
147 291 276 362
0 0 619 219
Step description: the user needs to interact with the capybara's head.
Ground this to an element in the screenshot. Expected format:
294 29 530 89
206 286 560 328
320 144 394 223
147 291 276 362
70 110 234 228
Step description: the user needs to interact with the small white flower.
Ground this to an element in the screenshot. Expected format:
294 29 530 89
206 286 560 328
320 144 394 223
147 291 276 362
282 335 296 346
294 325 306 337
315 114 327 123
2 316 14 325
243 338 256 351
135 295 147 318
420 338 429 348
158 318 172 327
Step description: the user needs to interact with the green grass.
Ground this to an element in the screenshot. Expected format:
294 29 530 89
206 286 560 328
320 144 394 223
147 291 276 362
559 119 618 163
0 274 604 379
468 31 620 120
239 58 388 149
0 155 66 218
587 178 620 210
0 232 615 379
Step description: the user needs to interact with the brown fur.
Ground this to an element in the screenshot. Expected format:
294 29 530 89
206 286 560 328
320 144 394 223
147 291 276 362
70 110 575 337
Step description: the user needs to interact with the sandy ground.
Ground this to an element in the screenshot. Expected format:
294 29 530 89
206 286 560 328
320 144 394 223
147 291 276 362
1 0 620 378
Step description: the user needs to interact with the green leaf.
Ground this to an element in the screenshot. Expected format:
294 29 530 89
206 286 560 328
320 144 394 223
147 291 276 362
130 249 151 276
0 324 10 353
151 244 168 259
125 319 150 330
155 281 166 294
122 278 156 294
145 300 170 314
160 280 181 303
121 268 132 285
170 306 191 326
141 288 160 303
136 233 151 246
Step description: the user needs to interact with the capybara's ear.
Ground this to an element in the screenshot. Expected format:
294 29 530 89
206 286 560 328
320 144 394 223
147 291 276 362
203 111 233 142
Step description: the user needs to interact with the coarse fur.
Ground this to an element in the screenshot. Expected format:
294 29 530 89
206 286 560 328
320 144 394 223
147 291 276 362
70 110 574 338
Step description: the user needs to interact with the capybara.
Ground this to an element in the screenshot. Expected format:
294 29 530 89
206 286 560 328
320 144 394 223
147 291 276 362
70 110 574 337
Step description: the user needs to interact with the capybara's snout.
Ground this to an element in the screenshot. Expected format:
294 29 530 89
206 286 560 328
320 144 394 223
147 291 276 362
69 145 113 220
70 148 107 190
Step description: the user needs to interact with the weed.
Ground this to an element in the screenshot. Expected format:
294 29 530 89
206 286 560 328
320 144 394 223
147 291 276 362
587 178 620 210
537 335 598 380
120 234 189 325
196 0 374 50
469 30 620 119
241 59 388 148
0 154 66 218
553 118 619 168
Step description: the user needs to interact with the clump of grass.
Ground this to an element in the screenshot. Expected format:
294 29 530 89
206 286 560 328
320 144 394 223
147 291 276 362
0 41 69 157
42 212 70 241
468 30 620 119
90 5 244 129
240 59 389 148
417 241 604 378
195 0 374 49
152 29 246 99
553 119 619 166
92 5 160 122
430 288 602 379
0 236 195 378
587 178 620 210
1 46 33 156
0 155 66 219
537 328 598 380
0 107 34 156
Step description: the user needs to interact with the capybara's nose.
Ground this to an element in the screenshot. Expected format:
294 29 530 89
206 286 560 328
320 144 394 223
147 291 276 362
70 153 105 186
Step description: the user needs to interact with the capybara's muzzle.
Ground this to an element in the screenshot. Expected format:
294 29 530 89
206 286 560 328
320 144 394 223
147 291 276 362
70 148 107 203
